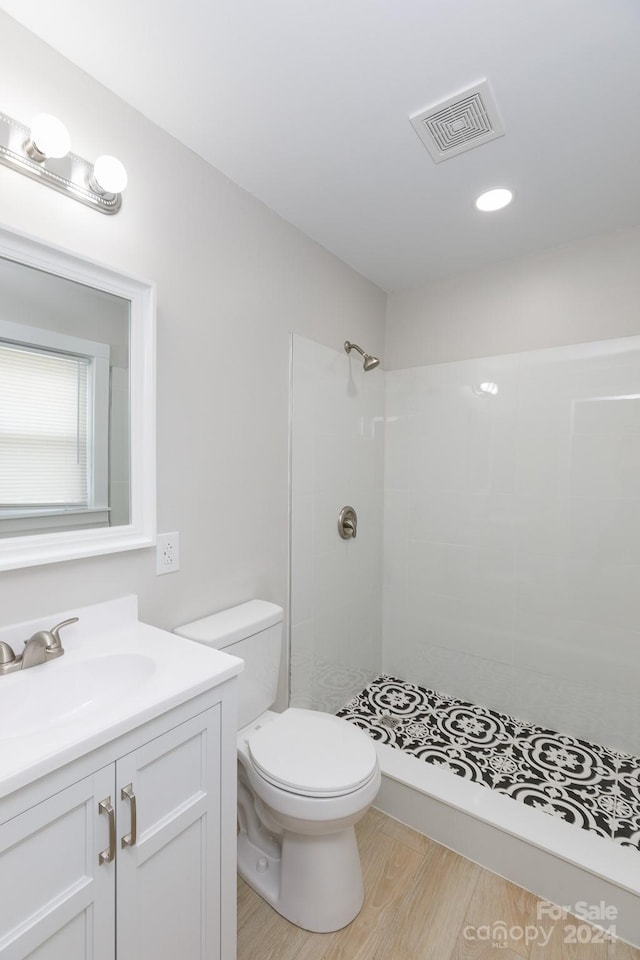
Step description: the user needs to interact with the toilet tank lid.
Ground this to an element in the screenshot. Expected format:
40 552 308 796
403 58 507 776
174 600 283 649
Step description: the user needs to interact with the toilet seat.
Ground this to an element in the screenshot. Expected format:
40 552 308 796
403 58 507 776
247 708 378 798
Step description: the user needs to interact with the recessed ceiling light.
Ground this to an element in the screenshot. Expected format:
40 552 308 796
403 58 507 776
475 187 513 212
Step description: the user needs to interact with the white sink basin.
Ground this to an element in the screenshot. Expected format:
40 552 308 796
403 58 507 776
0 596 243 799
0 654 156 739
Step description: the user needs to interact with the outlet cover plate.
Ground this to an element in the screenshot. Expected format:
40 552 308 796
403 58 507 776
157 531 180 575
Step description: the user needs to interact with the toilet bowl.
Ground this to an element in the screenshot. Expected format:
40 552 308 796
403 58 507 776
237 709 380 931
175 601 380 932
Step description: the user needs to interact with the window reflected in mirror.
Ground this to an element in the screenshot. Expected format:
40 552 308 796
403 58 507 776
0 256 130 538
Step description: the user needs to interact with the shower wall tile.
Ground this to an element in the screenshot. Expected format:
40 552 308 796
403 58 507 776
482 423 518 495
512 613 640 697
409 429 470 492
312 494 342 556
514 494 640 566
290 335 384 711
409 491 515 550
293 333 640 751
290 494 313 626
289 618 313 708
383 490 408 589
291 358 317 423
313 596 378 668
385 369 413 418
513 496 568 555
384 415 410 490
573 394 640 434
315 433 379 500
384 336 640 755
516 550 640 633
567 497 640 564
311 596 382 713
291 424 314 496
379 639 639 756
406 541 513 607
569 432 640 498
516 380 575 436
313 543 375 612
406 592 514 662
515 433 570 496
470 354 517 418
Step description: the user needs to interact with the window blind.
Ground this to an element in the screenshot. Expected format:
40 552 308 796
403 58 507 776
0 342 89 506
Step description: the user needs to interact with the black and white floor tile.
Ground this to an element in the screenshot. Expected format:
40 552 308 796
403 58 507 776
337 675 640 852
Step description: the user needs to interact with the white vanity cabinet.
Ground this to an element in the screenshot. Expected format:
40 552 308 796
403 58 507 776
116 708 222 960
0 695 235 960
0 765 114 960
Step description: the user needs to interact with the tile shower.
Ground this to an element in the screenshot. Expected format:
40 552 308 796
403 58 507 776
289 333 640 851
337 676 639 853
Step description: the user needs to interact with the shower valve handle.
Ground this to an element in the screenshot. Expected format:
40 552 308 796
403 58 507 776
338 506 358 540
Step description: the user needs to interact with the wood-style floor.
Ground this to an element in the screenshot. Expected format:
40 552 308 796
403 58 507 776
237 808 640 960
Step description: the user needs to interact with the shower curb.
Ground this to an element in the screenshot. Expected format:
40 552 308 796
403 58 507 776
373 741 640 949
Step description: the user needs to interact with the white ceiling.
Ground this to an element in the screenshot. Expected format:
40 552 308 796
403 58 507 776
2 0 640 292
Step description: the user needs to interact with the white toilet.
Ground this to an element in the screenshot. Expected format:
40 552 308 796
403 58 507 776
175 600 380 933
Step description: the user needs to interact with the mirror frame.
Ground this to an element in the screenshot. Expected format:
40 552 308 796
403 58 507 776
0 223 156 571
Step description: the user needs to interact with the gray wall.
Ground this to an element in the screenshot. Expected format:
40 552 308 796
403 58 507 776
0 14 386 653
386 226 640 369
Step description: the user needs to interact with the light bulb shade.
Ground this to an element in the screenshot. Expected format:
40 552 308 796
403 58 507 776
91 155 128 195
29 114 71 160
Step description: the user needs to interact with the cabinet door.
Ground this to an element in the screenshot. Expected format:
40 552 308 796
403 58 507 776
115 707 221 960
0 766 114 960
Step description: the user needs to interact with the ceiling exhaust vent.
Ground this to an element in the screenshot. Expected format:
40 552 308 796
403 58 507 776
409 80 505 163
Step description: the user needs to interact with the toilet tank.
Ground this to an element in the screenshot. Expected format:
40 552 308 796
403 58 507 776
174 600 283 728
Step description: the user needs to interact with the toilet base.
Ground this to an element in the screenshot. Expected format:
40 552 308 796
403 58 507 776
238 823 365 933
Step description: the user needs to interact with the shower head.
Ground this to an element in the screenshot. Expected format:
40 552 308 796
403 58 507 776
363 354 381 372
344 340 381 372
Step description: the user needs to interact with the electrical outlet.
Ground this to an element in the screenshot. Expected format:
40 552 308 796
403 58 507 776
156 531 180 575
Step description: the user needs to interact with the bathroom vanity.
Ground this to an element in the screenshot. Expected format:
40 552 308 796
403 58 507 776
0 597 242 960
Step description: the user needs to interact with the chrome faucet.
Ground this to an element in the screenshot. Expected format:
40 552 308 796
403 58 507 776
0 617 79 675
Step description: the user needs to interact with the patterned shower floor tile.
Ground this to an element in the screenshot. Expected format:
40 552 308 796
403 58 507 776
336 675 640 852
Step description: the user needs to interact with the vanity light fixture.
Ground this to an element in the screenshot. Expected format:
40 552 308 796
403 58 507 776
90 155 128 195
25 113 71 161
0 109 126 214
475 187 513 212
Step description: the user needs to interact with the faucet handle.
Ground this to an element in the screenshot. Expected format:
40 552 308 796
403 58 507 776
26 617 79 655
48 617 79 650
0 641 16 665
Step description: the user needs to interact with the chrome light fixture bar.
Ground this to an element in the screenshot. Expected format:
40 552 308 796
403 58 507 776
0 110 126 215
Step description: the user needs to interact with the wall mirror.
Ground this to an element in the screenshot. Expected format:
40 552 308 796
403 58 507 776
0 224 155 570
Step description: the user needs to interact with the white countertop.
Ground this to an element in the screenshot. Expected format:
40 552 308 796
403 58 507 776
0 595 243 798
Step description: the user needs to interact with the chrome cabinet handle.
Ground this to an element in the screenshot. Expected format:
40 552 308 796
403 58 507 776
121 783 137 848
98 797 116 865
